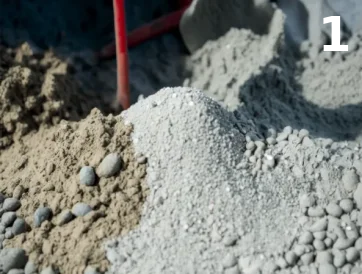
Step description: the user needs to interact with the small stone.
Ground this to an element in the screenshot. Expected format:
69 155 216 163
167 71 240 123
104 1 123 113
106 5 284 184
222 234 238 247
294 244 307 256
315 251 333 264
334 237 355 250
343 170 359 192
339 199 354 213
355 237 362 250
266 137 276 145
97 153 122 178
285 251 298 266
308 218 328 232
0 224 5 234
276 257 288 269
263 154 275 168
40 266 56 274
318 264 336 274
222 254 237 268
300 253 314 265
346 247 359 263
224 266 240 274
324 238 333 248
326 203 343 217
307 206 325 217
299 231 314 244
79 166 96 186
34 207 52 228
1 212 17 227
313 239 325 250
299 194 316 208
354 184 362 209
25 261 38 274
276 131 289 142
313 231 326 240
246 141 256 151
254 141 265 149
298 129 309 138
0 248 28 272
12 218 27 236
46 163 55 175
84 266 100 274
71 203 92 217
12 185 24 200
8 270 25 274
2 198 21 212
333 250 346 268
5 228 14 239
55 210 74 226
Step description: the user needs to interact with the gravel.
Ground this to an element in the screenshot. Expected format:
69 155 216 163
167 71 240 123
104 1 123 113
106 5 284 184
71 203 92 217
96 154 122 178
0 248 28 272
33 207 52 227
79 166 96 186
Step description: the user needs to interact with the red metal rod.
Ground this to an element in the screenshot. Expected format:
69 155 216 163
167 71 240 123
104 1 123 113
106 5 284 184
99 6 189 59
113 0 130 109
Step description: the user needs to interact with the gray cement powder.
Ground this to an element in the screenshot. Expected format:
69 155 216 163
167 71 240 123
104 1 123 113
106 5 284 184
105 8 362 274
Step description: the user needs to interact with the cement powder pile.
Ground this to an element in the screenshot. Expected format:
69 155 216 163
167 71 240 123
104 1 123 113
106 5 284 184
105 9 362 274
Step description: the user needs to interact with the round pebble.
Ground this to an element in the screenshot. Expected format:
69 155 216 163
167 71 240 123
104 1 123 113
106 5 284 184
0 248 28 272
354 184 362 209
2 198 21 212
346 247 360 263
326 203 343 217
55 210 74 226
333 250 346 268
307 206 325 217
299 194 316 208
25 261 38 274
276 257 288 269
324 238 333 248
285 251 298 266
343 170 359 192
313 239 326 250
318 263 336 274
79 166 96 186
313 231 326 240
354 237 362 251
5 228 14 239
299 231 314 245
0 224 5 234
222 254 237 268
293 244 307 256
315 251 333 264
1 212 17 227
334 238 355 250
33 207 52 228
300 253 314 265
308 218 328 232
84 266 100 274
246 141 256 151
339 199 354 213
40 266 56 274
12 218 27 235
298 129 309 138
97 153 122 178
71 203 92 217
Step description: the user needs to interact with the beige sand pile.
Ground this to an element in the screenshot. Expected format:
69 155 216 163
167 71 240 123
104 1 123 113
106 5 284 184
0 43 107 149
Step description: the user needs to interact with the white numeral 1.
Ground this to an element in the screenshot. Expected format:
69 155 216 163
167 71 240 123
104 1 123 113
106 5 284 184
323 16 348 52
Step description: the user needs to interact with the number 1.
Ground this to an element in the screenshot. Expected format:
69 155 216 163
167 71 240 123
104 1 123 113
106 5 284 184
323 16 348 52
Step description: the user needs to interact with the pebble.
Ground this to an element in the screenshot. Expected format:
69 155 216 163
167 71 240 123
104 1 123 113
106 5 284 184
300 253 314 265
294 244 307 256
1 212 17 227
40 266 56 274
97 153 122 178
276 257 288 269
8 270 25 274
326 203 343 217
72 203 92 217
299 231 314 244
55 210 74 226
308 218 328 232
0 224 5 234
2 198 21 212
299 194 316 208
79 166 96 186
84 266 100 274
333 249 346 267
307 207 325 217
313 239 326 250
315 251 333 264
276 131 289 142
355 237 362 250
343 170 359 192
318 263 336 274
266 137 276 145
313 231 326 240
298 129 309 138
222 235 238 247
324 238 333 248
333 238 355 250
339 199 354 213
224 266 240 274
285 251 298 266
0 248 28 272
222 254 237 268
33 207 52 227
5 228 14 239
12 218 27 235
246 141 256 151
24 261 38 274
353 184 362 209
346 247 359 263
0 193 5 204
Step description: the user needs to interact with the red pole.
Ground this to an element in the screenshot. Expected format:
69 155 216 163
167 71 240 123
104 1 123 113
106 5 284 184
113 0 130 109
